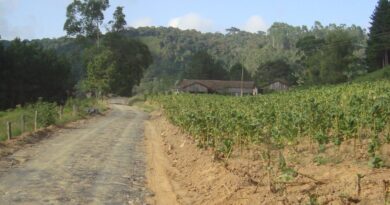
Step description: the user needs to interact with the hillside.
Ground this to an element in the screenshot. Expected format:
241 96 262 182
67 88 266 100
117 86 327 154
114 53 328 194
353 66 390 82
22 22 365 93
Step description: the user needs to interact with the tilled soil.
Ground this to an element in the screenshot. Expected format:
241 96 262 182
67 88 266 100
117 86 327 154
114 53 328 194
145 110 390 205
0 104 149 205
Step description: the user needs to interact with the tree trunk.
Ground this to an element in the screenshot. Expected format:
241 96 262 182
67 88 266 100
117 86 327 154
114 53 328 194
240 66 244 97
383 57 385 68
272 36 275 49
96 22 100 48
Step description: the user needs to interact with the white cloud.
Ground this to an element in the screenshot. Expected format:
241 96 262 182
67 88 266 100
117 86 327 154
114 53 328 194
131 17 153 28
168 13 213 32
241 15 268 33
0 0 37 40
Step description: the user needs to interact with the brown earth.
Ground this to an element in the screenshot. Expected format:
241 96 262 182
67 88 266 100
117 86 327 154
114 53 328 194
145 110 390 205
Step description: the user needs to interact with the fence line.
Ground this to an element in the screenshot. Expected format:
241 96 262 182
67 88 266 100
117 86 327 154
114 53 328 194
2 104 80 141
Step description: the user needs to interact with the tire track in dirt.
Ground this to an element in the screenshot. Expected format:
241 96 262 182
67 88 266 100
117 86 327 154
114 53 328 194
0 104 148 205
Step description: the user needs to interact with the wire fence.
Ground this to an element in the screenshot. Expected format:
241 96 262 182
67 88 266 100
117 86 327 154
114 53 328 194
0 99 106 141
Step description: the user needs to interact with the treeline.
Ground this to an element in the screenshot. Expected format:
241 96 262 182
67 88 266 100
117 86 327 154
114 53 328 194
128 23 367 92
30 21 368 93
63 0 153 97
0 39 71 110
0 0 153 110
79 33 152 96
5 0 388 97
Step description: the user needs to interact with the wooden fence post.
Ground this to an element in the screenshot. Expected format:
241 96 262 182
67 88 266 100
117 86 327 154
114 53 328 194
6 122 12 140
34 110 38 131
59 106 63 120
72 105 77 117
21 114 25 133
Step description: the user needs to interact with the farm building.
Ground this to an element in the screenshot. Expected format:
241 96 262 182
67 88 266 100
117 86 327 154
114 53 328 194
178 79 256 95
262 80 289 91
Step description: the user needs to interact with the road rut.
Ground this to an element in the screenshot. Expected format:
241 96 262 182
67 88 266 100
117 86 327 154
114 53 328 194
0 104 148 205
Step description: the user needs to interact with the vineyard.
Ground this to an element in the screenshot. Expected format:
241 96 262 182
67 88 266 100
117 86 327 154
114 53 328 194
154 81 390 168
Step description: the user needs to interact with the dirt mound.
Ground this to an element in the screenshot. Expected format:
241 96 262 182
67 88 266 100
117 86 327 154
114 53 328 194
145 111 390 205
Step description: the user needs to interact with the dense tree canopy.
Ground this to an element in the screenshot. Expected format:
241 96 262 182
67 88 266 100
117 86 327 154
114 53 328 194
229 63 251 81
110 6 127 32
0 39 71 109
297 26 366 84
0 2 383 102
367 0 390 71
182 51 228 80
64 0 110 41
81 33 153 96
63 1 153 97
254 59 296 85
30 20 369 94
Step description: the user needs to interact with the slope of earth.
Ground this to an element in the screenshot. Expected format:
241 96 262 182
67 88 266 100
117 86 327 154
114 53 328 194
145 110 390 205
0 104 150 205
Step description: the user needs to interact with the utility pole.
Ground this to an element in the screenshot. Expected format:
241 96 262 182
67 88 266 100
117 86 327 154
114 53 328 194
97 22 100 48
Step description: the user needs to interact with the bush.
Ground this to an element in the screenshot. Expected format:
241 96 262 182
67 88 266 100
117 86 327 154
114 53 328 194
34 101 57 127
383 69 390 78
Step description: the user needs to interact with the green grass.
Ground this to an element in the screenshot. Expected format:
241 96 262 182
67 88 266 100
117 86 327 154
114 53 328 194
129 95 158 113
0 107 34 141
0 98 107 141
353 66 390 82
134 102 158 113
128 95 147 106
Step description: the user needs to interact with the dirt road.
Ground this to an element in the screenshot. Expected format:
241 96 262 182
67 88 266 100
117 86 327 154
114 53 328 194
0 104 149 205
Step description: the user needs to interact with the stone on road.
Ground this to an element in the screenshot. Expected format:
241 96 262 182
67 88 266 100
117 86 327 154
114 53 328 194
0 104 148 205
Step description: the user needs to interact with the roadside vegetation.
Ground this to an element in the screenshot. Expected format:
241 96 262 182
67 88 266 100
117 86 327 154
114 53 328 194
0 0 151 143
0 98 107 141
353 66 390 82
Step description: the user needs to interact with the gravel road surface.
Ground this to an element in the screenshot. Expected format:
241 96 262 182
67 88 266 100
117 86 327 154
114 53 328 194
0 104 148 205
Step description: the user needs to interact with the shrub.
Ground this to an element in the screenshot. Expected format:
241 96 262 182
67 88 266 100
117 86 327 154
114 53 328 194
34 101 57 127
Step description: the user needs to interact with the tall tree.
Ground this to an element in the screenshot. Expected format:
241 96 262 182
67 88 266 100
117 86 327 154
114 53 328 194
110 6 127 32
82 48 115 96
64 0 110 45
183 51 228 80
64 0 83 36
0 39 71 109
254 58 295 85
226 27 241 35
367 0 390 71
297 29 360 84
229 63 251 81
81 33 153 96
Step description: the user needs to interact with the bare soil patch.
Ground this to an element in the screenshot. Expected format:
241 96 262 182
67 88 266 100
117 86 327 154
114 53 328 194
145 111 390 205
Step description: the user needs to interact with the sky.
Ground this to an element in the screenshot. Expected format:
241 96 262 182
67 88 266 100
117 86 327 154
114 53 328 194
0 0 378 40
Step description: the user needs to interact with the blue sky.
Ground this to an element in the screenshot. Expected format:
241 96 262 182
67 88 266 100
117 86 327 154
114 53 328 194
0 0 378 40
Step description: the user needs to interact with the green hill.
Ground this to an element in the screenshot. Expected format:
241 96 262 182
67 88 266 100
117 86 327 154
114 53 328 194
353 66 390 82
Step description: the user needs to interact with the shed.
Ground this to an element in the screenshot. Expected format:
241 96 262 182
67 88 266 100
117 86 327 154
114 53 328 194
262 80 289 91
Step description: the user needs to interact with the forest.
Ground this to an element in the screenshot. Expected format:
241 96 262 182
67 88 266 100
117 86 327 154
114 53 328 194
32 22 368 94
1 0 390 108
